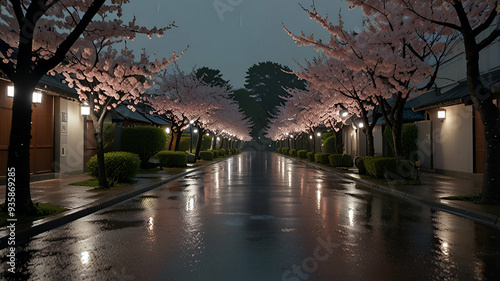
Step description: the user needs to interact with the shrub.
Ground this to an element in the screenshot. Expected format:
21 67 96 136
289 149 298 157
297 150 307 158
282 147 290 155
218 149 226 156
199 150 214 161
178 136 191 152
321 132 335 142
363 156 397 179
314 153 330 164
327 154 352 168
306 152 315 161
87 152 140 183
156 151 187 168
200 135 212 151
322 136 337 154
122 126 167 168
355 157 367 175
342 154 353 167
103 122 115 152
277 148 282 153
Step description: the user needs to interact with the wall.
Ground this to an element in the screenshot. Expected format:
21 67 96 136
54 98 85 174
430 105 474 174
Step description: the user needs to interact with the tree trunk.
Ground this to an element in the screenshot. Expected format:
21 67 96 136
174 129 183 151
4 83 38 216
391 99 406 159
335 129 344 155
91 112 109 189
465 49 500 203
194 129 204 161
211 134 217 150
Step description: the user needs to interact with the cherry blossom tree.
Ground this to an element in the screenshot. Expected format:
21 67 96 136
355 0 500 203
292 56 381 156
0 0 133 215
61 40 179 188
284 3 457 159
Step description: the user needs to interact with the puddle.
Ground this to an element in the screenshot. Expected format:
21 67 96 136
167 196 182 200
100 207 145 215
90 219 144 231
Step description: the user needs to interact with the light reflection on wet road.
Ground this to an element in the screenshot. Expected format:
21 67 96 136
2 151 500 280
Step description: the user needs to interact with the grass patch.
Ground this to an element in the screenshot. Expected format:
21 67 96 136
0 202 67 227
69 179 134 188
441 195 478 201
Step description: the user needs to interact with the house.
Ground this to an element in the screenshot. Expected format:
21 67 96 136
1 73 87 177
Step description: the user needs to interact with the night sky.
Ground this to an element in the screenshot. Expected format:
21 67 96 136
123 0 364 88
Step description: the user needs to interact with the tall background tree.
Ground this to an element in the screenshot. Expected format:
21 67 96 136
236 61 306 142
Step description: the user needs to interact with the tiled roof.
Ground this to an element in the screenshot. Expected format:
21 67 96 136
412 69 500 111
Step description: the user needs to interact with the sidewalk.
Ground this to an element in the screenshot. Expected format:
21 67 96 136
2 153 500 249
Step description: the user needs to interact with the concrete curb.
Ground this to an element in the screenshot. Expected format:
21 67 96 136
0 157 230 249
283 154 500 230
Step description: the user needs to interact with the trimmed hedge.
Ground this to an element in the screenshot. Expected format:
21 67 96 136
157 151 187 168
289 149 298 157
282 147 290 155
87 151 140 183
218 149 226 157
306 152 315 161
277 148 282 153
322 136 337 154
355 156 367 175
122 126 167 168
328 154 354 168
199 150 214 161
363 156 416 179
297 150 308 158
314 153 330 164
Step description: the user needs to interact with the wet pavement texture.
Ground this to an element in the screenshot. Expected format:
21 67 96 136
2 152 500 280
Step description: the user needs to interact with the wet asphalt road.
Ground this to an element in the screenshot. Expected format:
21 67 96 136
2 151 500 281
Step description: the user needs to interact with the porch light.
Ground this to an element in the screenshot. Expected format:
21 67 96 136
316 132 321 137
165 127 171 134
7 86 14 97
81 102 90 116
340 110 349 118
194 129 198 134
358 122 364 128
437 110 446 119
32 91 42 104
309 135 313 139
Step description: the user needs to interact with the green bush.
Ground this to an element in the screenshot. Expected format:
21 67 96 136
157 151 187 168
218 149 226 157
282 147 290 155
122 126 167 168
289 149 297 157
322 136 337 154
321 132 335 142
363 156 397 179
314 153 330 164
327 154 352 167
356 157 367 175
306 152 315 161
297 150 307 158
342 154 353 167
87 152 140 183
277 148 282 153
103 122 115 152
383 123 418 159
199 150 214 160
178 136 191 152
200 135 212 151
